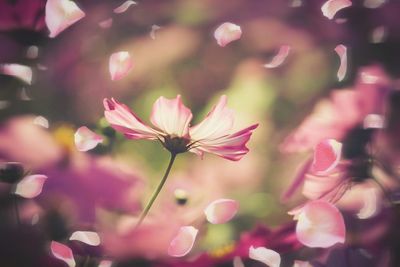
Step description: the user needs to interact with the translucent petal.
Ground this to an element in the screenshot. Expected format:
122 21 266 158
109 51 133 81
311 139 342 175
69 231 101 246
50 241 76 267
168 226 198 257
74 126 103 152
321 0 352 20
15 175 47 198
264 45 291 68
204 199 239 224
249 246 281 267
113 1 137 14
214 22 242 47
335 44 347 81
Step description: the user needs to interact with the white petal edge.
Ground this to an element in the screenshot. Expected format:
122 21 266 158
204 198 239 224
335 44 347 82
74 126 103 152
321 0 352 20
15 175 48 198
249 246 281 267
264 45 291 68
168 226 198 257
0 64 32 84
69 231 101 246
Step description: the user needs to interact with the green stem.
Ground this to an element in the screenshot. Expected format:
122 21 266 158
135 153 177 229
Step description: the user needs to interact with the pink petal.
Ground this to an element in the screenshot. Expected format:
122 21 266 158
99 18 113 29
335 44 347 82
357 187 378 219
113 1 137 14
74 126 103 152
249 246 281 267
69 231 101 246
363 114 385 129
50 241 76 267
109 51 133 81
311 139 342 175
33 116 50 129
263 45 291 68
15 175 47 198
214 22 242 47
150 24 161 40
98 260 113 267
150 95 193 137
103 98 159 140
321 0 352 20
293 260 312 267
0 64 32 84
168 226 198 257
295 200 346 248
204 199 239 224
45 0 85 38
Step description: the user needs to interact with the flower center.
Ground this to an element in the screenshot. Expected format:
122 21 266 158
163 135 191 154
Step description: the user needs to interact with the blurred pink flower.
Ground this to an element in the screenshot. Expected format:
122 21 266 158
104 95 258 161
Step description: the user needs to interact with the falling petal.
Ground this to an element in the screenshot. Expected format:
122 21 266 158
74 126 103 152
109 51 133 81
26 46 39 59
295 200 346 248
263 45 291 68
0 64 32 84
290 0 303 8
99 18 113 29
15 175 47 198
33 116 50 129
70 231 101 246
45 0 85 38
37 64 48 71
311 139 342 175
334 44 347 81
168 226 198 257
204 199 239 224
370 26 386 44
20 87 32 101
214 22 242 47
50 241 76 267
293 260 312 267
233 256 245 267
357 187 379 219
363 114 385 129
321 0 352 19
364 0 386 8
98 260 113 267
249 246 281 267
113 1 137 14
150 24 161 40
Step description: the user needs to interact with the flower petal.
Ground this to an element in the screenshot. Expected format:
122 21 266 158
150 95 193 137
321 0 352 20
204 199 239 224
69 231 101 246
0 64 32 84
74 126 103 152
334 44 347 82
33 116 50 129
214 22 242 47
311 139 342 175
99 18 113 29
295 200 346 248
357 187 379 219
15 175 47 198
109 51 133 81
98 260 113 267
168 226 198 257
104 98 158 140
293 260 312 267
249 246 281 267
113 1 137 14
45 0 85 38
263 45 291 68
50 241 76 267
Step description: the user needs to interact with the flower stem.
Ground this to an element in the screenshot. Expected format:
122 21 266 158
135 153 177 229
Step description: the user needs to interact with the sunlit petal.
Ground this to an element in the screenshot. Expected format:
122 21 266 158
263 45 291 68
357 187 379 219
150 95 193 137
168 226 198 257
0 64 32 84
50 241 76 267
214 22 242 47
363 114 385 129
33 116 50 129
109 51 133 81
204 199 239 224
321 0 352 20
69 231 101 246
295 200 346 248
45 0 85 38
249 246 281 267
335 44 347 81
74 126 103 152
15 175 47 198
113 1 137 14
311 139 342 175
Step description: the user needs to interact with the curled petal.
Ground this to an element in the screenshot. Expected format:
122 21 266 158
33 116 50 129
263 45 291 68
15 175 47 198
204 199 239 224
74 126 103 152
214 22 242 47
69 231 101 246
113 1 137 14
45 0 85 38
295 200 346 248
335 44 347 82
109 51 133 81
357 187 378 219
321 0 352 20
0 64 32 84
104 98 158 140
363 114 385 129
150 95 193 137
311 139 342 175
168 226 198 257
50 241 76 267
249 246 281 267
364 0 386 9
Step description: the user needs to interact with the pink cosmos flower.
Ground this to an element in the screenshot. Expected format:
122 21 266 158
103 95 258 161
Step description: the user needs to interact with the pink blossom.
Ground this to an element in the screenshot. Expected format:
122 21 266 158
103 95 258 161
